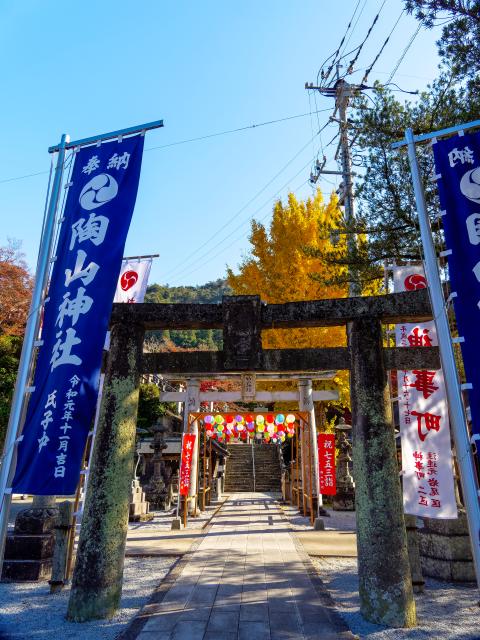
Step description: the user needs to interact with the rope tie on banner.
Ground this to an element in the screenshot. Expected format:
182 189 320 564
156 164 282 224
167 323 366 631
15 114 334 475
430 173 442 182
461 383 473 391
452 336 465 344
117 135 123 143
440 249 452 258
96 140 101 147
434 210 447 220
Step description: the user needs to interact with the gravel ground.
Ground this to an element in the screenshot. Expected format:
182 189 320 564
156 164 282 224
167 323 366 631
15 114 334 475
312 556 480 640
282 504 357 531
127 501 222 532
0 556 178 640
281 504 480 638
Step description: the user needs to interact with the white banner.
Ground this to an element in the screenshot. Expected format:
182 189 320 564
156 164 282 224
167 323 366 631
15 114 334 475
393 265 457 519
114 258 152 304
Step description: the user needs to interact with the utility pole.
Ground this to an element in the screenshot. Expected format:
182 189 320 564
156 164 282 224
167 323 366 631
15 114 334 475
306 68 364 297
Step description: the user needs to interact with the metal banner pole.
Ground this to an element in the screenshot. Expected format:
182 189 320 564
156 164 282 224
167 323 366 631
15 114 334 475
405 127 480 592
0 133 69 567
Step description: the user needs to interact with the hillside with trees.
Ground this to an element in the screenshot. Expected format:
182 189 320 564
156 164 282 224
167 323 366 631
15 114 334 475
144 278 231 350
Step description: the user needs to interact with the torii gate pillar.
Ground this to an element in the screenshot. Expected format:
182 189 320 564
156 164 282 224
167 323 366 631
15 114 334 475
349 317 416 627
298 379 323 522
67 320 144 621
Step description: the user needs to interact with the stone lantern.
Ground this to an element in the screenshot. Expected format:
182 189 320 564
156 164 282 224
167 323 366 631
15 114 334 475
333 421 355 511
144 416 170 510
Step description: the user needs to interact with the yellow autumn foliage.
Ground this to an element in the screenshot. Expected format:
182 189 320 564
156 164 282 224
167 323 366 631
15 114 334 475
226 189 350 405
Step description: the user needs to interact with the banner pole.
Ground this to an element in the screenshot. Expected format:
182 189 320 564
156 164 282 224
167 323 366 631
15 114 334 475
0 133 70 569
404 127 480 593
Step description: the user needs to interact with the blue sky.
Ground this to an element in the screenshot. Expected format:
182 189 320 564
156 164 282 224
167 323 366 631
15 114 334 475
0 1 443 286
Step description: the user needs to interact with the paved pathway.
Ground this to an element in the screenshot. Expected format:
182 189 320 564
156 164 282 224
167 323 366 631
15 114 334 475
134 493 355 640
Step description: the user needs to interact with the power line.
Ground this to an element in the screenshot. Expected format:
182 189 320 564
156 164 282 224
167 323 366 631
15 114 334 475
340 0 369 58
361 10 404 84
385 23 422 85
0 109 331 187
161 125 329 281
168 173 313 285
145 109 331 152
319 0 363 86
345 0 388 75
0 170 49 185
166 159 316 285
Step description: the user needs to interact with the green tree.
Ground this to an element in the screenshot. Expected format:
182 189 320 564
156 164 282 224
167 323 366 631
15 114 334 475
137 384 177 432
145 279 230 350
0 335 22 445
405 1 480 91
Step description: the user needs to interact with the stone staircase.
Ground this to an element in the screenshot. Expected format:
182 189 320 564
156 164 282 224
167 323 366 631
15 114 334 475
225 443 281 492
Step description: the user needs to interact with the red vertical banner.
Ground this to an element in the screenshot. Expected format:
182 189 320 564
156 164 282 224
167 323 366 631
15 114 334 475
318 433 336 495
179 434 196 496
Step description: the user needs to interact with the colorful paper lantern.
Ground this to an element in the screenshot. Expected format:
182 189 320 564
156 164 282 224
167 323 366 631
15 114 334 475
286 414 295 424
256 415 265 425
276 414 285 424
215 414 224 424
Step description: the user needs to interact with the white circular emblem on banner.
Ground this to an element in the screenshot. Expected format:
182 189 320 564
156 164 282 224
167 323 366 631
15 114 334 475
79 173 118 210
460 167 480 204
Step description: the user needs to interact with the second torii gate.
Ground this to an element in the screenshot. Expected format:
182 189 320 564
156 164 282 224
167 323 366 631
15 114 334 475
158 371 339 516
67 290 438 628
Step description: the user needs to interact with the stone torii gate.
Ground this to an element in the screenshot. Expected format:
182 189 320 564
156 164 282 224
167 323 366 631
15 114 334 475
67 291 438 628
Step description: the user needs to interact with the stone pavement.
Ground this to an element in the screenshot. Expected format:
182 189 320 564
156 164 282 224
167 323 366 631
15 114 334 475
132 493 355 640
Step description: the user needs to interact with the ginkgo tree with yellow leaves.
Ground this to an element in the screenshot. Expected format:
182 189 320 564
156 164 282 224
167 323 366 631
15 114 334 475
226 188 350 407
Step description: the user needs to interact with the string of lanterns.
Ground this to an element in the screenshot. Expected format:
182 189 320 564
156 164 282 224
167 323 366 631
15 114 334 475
201 413 297 444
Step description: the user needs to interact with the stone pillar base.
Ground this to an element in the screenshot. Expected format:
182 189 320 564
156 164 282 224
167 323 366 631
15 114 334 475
419 510 475 582
2 506 58 582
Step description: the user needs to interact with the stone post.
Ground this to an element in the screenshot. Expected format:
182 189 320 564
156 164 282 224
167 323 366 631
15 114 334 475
185 379 200 515
349 317 416 628
50 500 74 592
67 320 144 621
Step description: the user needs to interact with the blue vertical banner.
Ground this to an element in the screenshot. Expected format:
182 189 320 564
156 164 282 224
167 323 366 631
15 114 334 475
13 134 145 494
433 132 480 446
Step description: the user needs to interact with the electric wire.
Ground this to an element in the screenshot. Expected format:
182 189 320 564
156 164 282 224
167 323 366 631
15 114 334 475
340 0 369 58
145 109 331 152
319 0 363 86
345 0 388 75
0 110 331 187
385 23 422 85
161 125 329 281
0 170 49 185
168 171 313 285
361 10 404 84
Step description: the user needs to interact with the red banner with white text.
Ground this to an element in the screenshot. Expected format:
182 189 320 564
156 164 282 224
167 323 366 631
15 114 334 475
179 434 196 496
318 433 336 495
